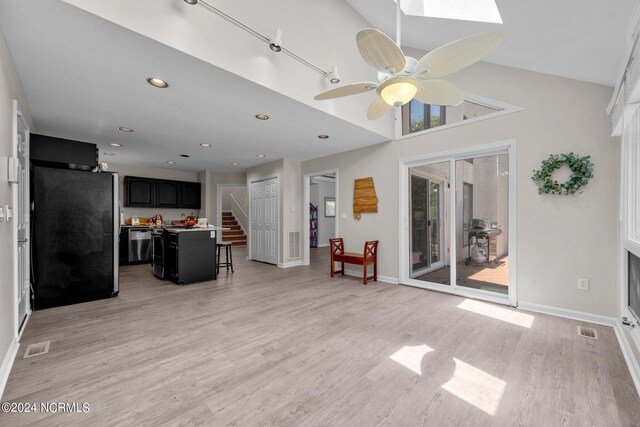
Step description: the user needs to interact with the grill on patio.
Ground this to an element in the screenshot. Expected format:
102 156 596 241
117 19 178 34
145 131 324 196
466 219 502 265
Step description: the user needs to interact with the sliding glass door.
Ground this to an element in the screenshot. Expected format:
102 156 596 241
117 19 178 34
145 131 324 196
410 163 448 284
403 146 514 304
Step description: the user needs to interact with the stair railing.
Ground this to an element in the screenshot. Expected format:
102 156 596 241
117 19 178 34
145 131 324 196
230 192 248 234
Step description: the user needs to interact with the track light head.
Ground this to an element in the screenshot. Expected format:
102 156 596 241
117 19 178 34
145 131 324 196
269 29 282 52
184 0 198 4
329 65 340 84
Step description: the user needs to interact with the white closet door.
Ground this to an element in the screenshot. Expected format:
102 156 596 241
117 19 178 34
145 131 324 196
263 178 278 264
250 178 278 264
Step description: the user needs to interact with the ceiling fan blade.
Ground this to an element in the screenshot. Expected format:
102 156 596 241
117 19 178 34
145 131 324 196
356 28 406 75
367 98 392 120
414 80 464 106
314 82 378 101
414 32 503 79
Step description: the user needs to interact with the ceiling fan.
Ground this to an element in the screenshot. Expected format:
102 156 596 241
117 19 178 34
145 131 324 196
314 2 503 120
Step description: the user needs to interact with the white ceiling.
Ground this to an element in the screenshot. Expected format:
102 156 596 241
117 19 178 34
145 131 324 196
0 0 389 172
346 0 636 86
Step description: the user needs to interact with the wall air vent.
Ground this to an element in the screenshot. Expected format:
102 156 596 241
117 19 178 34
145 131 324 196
288 231 301 260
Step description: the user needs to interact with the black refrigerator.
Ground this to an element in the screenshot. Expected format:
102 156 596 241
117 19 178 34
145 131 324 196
32 166 119 309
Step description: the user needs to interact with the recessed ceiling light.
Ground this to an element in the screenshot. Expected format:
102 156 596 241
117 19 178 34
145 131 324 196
255 113 269 120
180 154 190 158
166 161 175 165
230 162 240 166
200 143 212 147
103 152 115 156
146 77 169 88
109 143 122 147
118 127 133 133
318 134 329 139
256 154 266 158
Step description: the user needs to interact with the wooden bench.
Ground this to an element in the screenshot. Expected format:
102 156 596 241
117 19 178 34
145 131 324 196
329 238 379 285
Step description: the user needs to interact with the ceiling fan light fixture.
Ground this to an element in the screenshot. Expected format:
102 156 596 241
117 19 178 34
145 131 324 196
184 0 198 5
378 77 418 106
329 65 340 84
269 29 282 52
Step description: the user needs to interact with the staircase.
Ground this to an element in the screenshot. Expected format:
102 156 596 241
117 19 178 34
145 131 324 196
222 211 247 246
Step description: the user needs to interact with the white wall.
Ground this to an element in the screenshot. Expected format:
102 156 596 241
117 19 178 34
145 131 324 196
0 27 34 397
302 58 619 317
221 185 246 211
310 180 336 247
108 163 201 222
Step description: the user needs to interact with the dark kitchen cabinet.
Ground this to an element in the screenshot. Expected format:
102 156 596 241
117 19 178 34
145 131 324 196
124 176 201 209
124 176 155 207
181 182 201 209
156 180 181 208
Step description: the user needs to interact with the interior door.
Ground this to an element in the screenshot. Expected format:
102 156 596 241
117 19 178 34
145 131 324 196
16 110 29 332
251 178 278 265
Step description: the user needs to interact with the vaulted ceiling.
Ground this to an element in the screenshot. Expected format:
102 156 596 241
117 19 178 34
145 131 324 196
0 0 635 172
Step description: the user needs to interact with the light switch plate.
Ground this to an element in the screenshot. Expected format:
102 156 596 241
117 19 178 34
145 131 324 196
341 213 347 219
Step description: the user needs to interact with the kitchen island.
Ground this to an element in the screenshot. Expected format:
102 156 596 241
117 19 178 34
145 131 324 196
152 227 222 285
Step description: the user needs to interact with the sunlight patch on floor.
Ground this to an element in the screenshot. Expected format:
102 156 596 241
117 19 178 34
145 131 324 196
457 299 534 328
389 344 434 375
442 358 506 415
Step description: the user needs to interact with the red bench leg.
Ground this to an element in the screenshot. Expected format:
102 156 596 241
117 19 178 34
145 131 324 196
363 262 367 285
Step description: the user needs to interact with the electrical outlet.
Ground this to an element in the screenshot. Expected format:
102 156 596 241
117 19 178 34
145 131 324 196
577 278 589 291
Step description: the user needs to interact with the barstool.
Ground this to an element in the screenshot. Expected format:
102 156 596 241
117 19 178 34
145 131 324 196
217 241 234 274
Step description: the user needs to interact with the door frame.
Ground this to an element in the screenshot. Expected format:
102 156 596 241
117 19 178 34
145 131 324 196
302 169 339 265
216 183 246 229
409 169 447 277
248 175 280 264
398 140 517 307
12 100 31 338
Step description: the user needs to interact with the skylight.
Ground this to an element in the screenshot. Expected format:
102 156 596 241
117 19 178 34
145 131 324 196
393 0 503 24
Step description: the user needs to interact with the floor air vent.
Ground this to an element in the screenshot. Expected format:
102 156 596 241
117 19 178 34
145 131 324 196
577 326 598 340
23 341 50 358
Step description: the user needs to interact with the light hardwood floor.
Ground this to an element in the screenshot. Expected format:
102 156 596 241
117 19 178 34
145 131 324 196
2 247 639 426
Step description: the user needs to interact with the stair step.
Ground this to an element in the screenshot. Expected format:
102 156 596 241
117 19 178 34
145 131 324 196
224 235 246 241
222 220 238 225
222 212 233 216
223 230 245 236
231 241 246 247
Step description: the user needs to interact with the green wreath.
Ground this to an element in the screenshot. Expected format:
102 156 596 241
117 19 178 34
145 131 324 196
531 153 594 195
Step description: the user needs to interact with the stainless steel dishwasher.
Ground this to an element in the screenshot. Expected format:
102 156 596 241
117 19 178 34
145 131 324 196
128 228 152 262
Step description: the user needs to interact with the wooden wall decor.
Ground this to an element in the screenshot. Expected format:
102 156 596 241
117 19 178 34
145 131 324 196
353 177 378 220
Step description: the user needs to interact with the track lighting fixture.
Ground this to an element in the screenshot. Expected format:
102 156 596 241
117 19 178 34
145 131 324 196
269 29 282 52
191 3 337 82
329 65 340 84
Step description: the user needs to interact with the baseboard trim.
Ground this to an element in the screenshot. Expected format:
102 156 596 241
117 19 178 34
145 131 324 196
518 301 639 396
279 260 303 268
0 336 19 400
517 301 617 326
613 320 640 396
343 269 398 285
317 243 329 248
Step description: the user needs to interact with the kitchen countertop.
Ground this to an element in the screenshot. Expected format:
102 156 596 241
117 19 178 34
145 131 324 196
164 227 225 233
